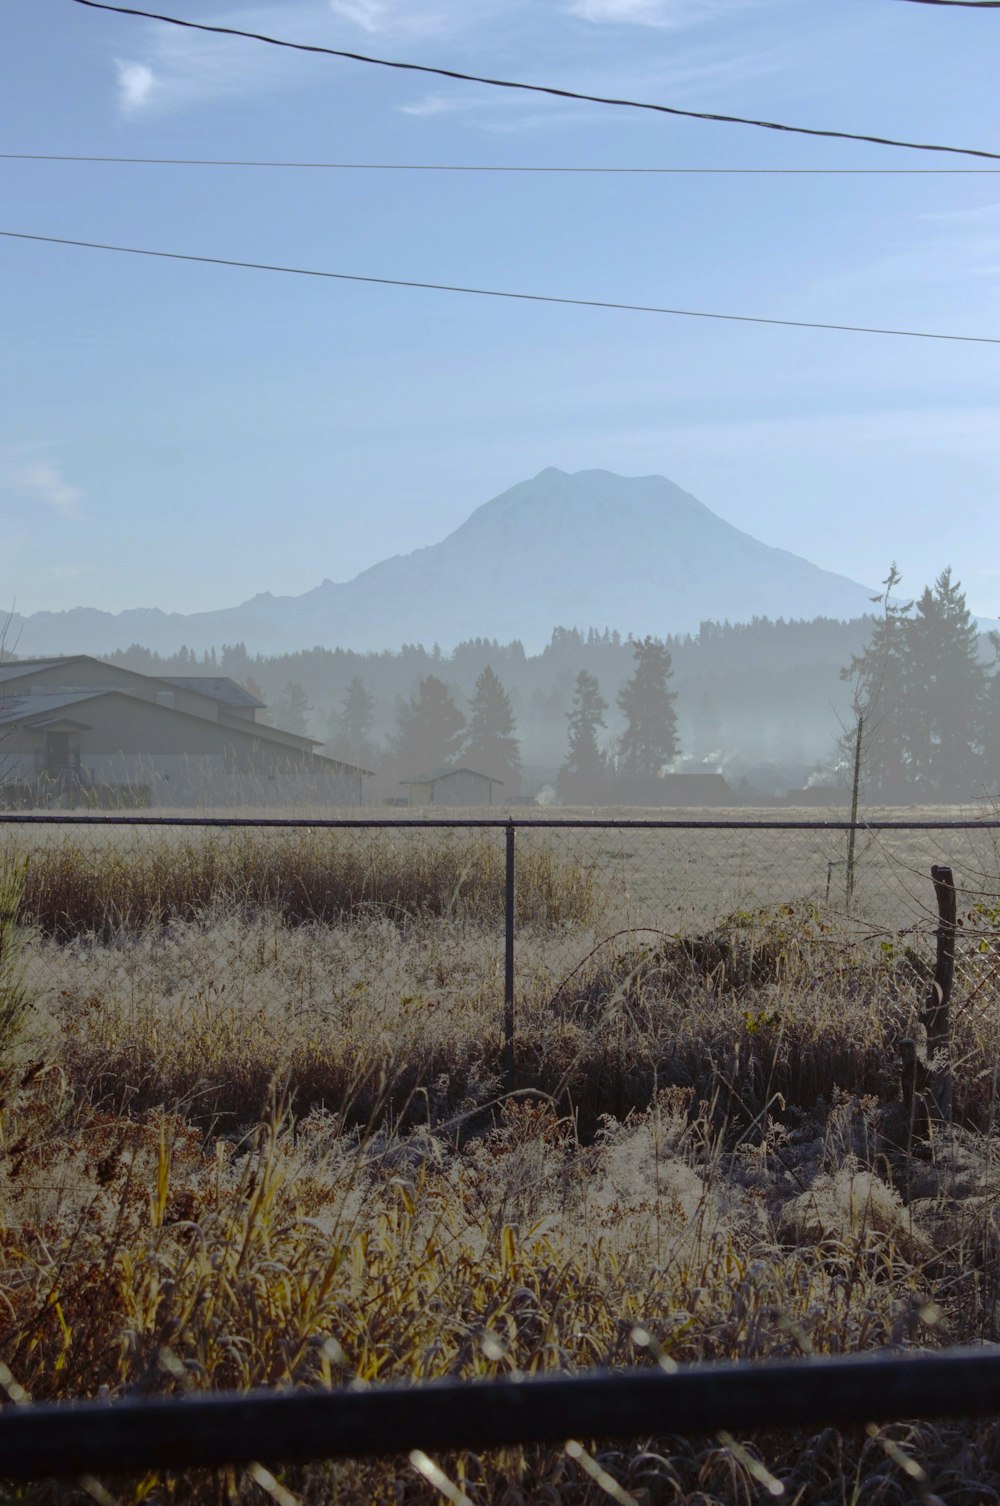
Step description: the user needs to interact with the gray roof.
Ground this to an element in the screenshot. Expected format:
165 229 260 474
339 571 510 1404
402 766 503 786
158 676 265 709
0 691 106 728
0 687 372 774
0 659 66 685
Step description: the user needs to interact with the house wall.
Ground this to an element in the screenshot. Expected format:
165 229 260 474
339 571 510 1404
1 696 364 808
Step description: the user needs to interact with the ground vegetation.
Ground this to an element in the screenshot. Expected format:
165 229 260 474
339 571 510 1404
4 828 1000 1500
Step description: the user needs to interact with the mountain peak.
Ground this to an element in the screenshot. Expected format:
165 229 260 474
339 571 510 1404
10 469 877 657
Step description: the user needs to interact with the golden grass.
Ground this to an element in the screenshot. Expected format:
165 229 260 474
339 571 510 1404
5 827 596 938
3 831 1000 1502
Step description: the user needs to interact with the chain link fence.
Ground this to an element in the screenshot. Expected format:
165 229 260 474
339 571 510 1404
4 813 1000 1035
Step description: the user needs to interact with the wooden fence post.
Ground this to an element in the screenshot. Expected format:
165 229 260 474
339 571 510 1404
924 863 955 1124
899 864 955 1135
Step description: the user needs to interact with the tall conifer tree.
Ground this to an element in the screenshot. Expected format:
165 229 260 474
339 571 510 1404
558 670 608 803
391 675 465 774
462 666 521 791
616 636 679 778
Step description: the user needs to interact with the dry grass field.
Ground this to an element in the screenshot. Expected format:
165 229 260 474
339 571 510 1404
3 810 1000 1503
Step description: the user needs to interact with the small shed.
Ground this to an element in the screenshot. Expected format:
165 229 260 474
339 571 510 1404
401 767 504 807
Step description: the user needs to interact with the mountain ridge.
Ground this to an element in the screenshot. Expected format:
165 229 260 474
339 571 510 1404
7 468 883 658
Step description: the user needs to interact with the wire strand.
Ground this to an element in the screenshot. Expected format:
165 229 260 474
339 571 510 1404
2 227 998 344
70 0 1000 165
5 152 1000 173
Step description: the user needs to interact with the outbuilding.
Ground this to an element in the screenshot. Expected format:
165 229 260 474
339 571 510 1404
400 766 504 807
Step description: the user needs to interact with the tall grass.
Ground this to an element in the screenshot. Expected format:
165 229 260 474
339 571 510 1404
8 829 596 938
0 857 31 1065
5 837 1000 1502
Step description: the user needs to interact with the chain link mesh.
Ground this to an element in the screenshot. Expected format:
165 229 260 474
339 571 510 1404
3 814 998 1048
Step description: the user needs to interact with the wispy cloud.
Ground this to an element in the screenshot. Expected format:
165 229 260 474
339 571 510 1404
109 3 333 117
328 0 390 31
328 0 512 39
566 0 774 28
106 0 492 116
9 462 84 520
115 59 157 115
397 92 485 117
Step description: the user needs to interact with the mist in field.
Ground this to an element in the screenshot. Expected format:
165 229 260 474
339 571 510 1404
104 560 1000 808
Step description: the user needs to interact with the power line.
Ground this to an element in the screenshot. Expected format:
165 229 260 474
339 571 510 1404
71 0 1000 165
891 0 1000 7
3 226 998 345
5 152 1000 174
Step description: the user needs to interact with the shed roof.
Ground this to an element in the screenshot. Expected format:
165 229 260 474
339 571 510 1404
0 691 106 728
402 766 504 786
0 659 67 685
158 676 264 709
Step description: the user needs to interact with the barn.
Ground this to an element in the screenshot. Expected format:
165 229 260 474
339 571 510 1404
0 656 370 808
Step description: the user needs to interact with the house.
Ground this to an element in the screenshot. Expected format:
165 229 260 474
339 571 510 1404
0 656 371 808
400 766 504 807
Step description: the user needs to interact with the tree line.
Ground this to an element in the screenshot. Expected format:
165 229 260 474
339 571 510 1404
844 566 999 803
104 577 1000 804
323 635 679 800
109 615 871 786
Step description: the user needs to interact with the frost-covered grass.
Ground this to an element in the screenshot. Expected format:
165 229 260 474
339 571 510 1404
5 834 1000 1502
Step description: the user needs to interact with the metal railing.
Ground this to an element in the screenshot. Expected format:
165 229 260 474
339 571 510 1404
3 1348 1000 1481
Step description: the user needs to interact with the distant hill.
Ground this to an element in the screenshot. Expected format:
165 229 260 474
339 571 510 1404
9 468 881 656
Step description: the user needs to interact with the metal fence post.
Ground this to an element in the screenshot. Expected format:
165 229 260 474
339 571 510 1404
504 818 515 1080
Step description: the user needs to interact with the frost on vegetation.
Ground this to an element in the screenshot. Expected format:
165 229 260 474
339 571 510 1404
777 1165 929 1260
584 1108 769 1260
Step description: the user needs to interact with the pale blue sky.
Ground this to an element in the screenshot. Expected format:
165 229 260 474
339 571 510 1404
3 0 1000 623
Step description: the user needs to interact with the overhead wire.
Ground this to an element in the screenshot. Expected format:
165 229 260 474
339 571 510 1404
890 0 1000 7
5 152 1000 173
70 0 1000 165
2 227 998 345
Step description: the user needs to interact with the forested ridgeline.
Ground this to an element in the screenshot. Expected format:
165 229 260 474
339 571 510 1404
105 572 1000 802
108 615 873 777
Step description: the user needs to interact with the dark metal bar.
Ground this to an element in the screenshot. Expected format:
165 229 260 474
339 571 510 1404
504 818 515 1078
2 814 1000 832
4 1351 1000 1481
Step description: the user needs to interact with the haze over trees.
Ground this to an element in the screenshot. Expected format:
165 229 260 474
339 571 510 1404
101 592 1000 803
558 670 609 804
616 636 680 778
390 675 466 777
272 680 311 738
844 567 994 802
462 667 521 792
327 676 377 770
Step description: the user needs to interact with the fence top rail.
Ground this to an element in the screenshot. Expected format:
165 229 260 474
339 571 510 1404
3 1347 1000 1481
1 813 1000 833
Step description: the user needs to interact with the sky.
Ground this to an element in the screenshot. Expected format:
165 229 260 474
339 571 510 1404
2 0 1000 625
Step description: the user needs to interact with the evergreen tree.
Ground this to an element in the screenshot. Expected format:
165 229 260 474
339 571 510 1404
328 676 377 768
842 564 913 800
558 670 608 803
616 636 679 778
273 680 311 736
391 675 465 775
844 565 990 800
906 568 988 799
462 666 521 791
